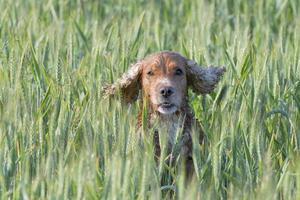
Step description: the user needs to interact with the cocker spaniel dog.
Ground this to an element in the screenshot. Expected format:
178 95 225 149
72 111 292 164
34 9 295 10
103 51 225 176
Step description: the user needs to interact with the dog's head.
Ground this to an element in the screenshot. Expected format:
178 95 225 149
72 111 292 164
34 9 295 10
103 51 225 115
141 52 188 114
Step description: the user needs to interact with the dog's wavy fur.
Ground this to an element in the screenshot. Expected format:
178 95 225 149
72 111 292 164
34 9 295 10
103 51 225 176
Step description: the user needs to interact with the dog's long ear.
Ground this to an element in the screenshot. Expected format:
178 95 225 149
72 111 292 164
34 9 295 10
186 60 226 95
103 62 143 104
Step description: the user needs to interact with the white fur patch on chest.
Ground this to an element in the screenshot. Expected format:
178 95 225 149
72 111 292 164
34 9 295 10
151 114 184 146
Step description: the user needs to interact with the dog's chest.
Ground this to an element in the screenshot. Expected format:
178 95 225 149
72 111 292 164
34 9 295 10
151 114 183 145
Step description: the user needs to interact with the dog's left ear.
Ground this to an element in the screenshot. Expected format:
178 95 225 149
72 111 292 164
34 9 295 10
102 62 143 104
186 59 226 95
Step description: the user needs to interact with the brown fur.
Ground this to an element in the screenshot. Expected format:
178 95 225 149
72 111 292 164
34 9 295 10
103 51 225 176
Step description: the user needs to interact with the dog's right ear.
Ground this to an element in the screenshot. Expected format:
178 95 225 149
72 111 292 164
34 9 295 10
186 60 226 95
102 62 143 104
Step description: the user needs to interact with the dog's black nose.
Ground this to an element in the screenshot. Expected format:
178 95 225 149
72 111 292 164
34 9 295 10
160 87 174 98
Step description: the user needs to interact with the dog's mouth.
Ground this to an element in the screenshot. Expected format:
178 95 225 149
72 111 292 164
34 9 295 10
157 102 177 114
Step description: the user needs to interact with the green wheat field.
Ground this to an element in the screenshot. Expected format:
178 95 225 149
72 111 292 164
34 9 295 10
0 0 300 199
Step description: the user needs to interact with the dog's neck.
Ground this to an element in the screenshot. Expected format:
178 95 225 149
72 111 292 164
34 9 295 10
137 100 194 145
137 99 200 159
150 112 183 145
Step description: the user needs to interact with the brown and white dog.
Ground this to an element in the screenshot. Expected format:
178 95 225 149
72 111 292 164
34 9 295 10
103 51 225 175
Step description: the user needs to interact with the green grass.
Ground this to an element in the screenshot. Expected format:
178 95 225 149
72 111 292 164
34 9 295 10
0 0 300 199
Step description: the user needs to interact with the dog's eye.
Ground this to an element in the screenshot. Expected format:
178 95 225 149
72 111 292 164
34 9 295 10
147 70 154 76
175 68 183 75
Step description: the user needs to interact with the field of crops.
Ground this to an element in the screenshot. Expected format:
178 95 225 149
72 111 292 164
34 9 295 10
0 0 300 199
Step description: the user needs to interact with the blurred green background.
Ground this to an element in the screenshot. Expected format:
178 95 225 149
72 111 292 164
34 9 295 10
0 0 300 199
